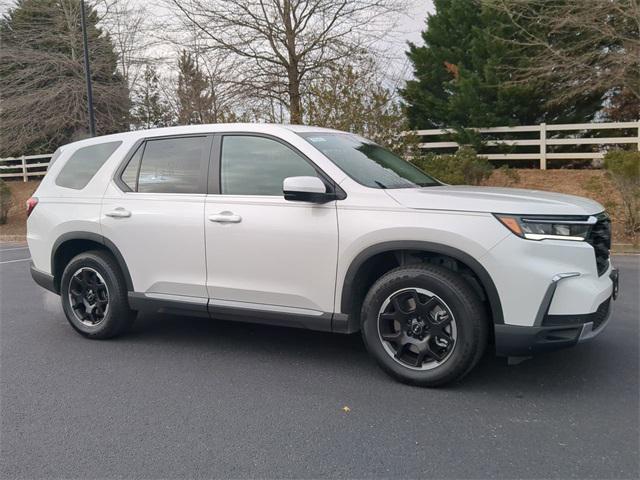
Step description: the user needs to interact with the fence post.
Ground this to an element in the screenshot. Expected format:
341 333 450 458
539 122 547 170
21 156 27 182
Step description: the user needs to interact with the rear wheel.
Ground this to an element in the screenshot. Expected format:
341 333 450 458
60 250 135 339
361 264 488 387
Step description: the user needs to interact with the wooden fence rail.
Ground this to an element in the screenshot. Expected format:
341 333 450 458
0 154 53 181
414 121 640 169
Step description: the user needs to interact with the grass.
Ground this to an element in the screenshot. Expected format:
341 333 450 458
0 180 39 239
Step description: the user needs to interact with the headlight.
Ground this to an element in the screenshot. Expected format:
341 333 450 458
494 214 596 241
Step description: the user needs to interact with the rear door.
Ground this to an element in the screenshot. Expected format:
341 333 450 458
204 133 339 324
101 134 212 299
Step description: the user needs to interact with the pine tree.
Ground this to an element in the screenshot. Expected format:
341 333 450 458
176 51 213 125
0 0 130 155
133 65 172 129
305 60 408 152
401 0 602 129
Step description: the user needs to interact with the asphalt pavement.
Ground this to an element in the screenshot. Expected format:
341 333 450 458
1 244 638 479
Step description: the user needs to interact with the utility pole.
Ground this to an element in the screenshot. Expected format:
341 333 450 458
80 0 96 136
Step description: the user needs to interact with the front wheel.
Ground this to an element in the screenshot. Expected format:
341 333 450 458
361 264 488 387
60 250 136 339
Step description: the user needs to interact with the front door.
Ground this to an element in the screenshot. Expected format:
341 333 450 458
205 134 339 322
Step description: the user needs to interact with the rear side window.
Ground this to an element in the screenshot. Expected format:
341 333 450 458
55 141 122 190
119 136 209 194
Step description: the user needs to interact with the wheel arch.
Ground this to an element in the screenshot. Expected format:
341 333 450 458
51 232 133 294
340 241 504 325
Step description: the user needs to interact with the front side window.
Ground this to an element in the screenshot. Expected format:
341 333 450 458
120 136 208 194
221 135 318 196
299 133 439 189
56 141 122 190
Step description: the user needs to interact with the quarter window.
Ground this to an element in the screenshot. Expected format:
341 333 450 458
120 136 209 194
221 135 318 196
56 141 122 190
47 147 63 171
121 144 142 191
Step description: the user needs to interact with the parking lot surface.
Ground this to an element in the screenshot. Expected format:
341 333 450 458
1 244 638 479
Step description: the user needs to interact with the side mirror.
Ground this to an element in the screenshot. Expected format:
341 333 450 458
283 176 333 203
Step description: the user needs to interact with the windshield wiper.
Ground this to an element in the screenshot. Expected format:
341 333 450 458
374 180 388 189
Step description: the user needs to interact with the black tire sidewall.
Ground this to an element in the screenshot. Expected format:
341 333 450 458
60 251 132 339
361 265 486 387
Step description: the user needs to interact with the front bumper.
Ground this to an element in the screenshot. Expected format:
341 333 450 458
495 269 617 356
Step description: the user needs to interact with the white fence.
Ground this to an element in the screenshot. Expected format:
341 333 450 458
415 121 640 169
0 154 53 181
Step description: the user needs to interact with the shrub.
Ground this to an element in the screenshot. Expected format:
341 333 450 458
604 150 640 235
489 165 521 187
500 165 521 186
412 147 493 185
0 179 12 225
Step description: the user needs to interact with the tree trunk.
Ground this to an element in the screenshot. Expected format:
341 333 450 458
288 67 302 124
283 0 302 124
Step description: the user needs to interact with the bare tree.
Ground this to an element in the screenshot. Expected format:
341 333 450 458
485 0 640 114
165 0 406 123
96 0 153 92
199 53 248 122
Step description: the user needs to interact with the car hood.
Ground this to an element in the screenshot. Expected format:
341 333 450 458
384 185 604 216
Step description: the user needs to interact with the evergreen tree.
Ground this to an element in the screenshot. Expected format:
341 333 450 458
133 65 172 129
401 0 602 129
0 0 130 155
176 51 213 125
305 59 409 152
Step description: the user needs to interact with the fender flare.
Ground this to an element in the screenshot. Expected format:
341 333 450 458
340 241 504 325
51 232 134 292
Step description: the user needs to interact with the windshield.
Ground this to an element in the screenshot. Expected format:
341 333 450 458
299 132 439 189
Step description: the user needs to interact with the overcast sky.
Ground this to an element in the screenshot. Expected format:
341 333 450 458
392 1 434 77
400 1 433 49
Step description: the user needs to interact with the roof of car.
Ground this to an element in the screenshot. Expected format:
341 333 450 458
59 123 343 151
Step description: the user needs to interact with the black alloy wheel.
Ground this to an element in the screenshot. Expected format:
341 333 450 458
377 287 457 370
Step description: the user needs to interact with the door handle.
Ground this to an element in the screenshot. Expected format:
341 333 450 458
105 207 131 218
208 211 242 223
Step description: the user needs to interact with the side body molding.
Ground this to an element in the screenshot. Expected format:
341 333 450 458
340 241 504 325
51 232 134 292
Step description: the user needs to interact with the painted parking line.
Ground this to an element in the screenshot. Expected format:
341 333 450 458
0 246 29 252
0 258 31 265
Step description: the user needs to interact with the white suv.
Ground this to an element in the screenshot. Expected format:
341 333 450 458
27 124 618 386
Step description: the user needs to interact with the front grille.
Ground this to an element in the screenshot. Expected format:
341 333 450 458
586 212 611 276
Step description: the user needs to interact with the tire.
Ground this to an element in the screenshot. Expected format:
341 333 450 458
361 263 488 387
60 250 136 339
